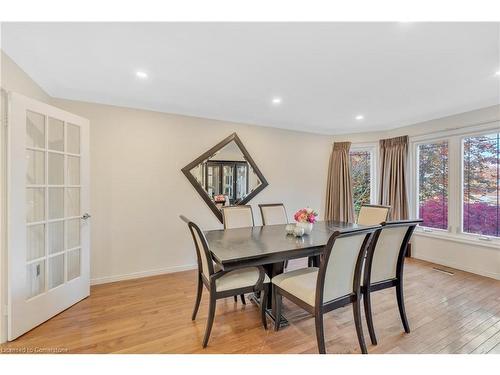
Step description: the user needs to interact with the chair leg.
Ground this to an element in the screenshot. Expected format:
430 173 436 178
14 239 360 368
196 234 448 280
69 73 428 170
260 285 268 330
396 282 410 333
315 312 326 354
240 294 246 304
192 274 203 321
233 295 238 303
202 293 216 348
363 288 377 345
353 299 368 354
273 287 282 332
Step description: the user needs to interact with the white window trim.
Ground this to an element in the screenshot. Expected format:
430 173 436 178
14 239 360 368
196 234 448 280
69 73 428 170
409 120 500 248
350 142 379 205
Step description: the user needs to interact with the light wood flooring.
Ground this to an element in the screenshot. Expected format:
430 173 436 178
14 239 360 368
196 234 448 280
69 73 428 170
1 258 500 354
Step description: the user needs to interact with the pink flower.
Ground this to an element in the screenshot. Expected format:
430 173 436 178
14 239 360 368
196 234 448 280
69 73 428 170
294 208 318 223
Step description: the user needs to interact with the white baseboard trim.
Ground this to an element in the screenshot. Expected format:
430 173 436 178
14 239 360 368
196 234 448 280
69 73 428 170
413 253 500 280
90 263 197 285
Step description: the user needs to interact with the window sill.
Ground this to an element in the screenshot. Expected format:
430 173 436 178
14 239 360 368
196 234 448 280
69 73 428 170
414 230 500 250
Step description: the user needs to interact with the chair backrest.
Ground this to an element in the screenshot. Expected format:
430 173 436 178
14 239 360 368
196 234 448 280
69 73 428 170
357 204 391 225
180 215 214 278
259 203 288 226
222 205 254 229
316 226 379 304
365 220 422 284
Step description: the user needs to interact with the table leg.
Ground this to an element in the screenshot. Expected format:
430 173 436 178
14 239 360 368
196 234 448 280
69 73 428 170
249 261 289 328
266 262 289 329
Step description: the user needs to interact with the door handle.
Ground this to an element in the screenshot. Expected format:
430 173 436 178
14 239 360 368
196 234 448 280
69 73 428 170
81 213 91 220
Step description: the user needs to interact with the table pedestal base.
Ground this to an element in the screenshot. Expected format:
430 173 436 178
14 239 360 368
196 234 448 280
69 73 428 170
248 293 289 329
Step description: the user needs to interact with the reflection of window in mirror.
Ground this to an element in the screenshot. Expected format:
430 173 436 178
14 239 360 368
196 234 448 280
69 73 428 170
182 133 268 222
189 140 262 206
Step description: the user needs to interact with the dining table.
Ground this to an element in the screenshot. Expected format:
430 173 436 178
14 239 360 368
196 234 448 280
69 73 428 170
204 220 374 328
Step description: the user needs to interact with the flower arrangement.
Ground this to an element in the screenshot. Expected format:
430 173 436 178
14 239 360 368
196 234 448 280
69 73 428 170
294 208 318 224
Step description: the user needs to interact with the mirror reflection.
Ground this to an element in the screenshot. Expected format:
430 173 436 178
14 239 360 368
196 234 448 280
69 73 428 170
190 140 262 208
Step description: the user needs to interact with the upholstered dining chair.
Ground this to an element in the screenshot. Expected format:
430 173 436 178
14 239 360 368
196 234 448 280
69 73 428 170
271 225 380 354
357 204 391 225
180 215 269 348
258 203 292 269
361 219 422 346
259 203 288 226
221 205 255 304
221 205 255 229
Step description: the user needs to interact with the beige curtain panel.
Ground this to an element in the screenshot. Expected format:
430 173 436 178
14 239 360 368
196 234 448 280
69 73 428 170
379 135 409 220
325 142 355 222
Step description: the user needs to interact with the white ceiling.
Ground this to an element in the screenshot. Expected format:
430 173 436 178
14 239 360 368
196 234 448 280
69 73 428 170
2 22 499 135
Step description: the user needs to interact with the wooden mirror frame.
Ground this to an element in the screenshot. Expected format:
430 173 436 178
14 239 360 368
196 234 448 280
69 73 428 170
181 133 269 223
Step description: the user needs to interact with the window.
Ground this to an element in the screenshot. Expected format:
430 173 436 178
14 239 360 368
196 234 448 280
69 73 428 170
350 148 376 215
462 133 499 237
411 124 500 244
417 141 448 230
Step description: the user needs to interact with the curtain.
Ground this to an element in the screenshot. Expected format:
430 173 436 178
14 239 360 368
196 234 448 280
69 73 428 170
379 135 409 220
325 142 355 222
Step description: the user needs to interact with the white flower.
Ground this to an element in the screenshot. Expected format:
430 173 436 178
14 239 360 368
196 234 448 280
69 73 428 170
306 207 313 214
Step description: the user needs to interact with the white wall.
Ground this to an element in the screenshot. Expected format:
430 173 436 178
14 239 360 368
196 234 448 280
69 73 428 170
51 98 332 284
333 105 500 280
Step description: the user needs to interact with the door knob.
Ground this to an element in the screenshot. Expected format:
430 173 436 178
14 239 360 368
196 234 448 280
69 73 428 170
81 213 91 220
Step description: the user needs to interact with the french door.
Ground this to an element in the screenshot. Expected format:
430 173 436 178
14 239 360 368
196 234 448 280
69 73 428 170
7 92 90 340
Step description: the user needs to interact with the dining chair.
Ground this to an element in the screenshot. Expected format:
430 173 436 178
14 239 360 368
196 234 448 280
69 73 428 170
357 204 391 225
258 203 288 226
221 205 255 303
180 215 269 348
222 205 255 229
361 219 422 346
271 225 380 354
258 203 293 269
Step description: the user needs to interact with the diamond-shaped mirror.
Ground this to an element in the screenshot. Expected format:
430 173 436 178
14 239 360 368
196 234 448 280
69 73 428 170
182 133 268 222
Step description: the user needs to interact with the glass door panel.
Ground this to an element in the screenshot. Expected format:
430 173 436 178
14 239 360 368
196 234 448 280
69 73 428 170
48 221 64 254
67 249 81 281
66 123 80 154
27 224 45 261
48 254 65 289
26 188 45 223
26 110 45 148
26 261 45 299
26 150 45 185
48 117 64 151
48 152 64 185
48 187 64 219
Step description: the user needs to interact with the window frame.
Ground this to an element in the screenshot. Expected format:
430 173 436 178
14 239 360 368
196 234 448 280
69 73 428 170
412 137 450 233
350 143 378 207
409 121 500 247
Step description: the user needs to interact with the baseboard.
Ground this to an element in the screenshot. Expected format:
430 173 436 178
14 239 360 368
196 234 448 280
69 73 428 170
413 253 500 280
90 263 197 285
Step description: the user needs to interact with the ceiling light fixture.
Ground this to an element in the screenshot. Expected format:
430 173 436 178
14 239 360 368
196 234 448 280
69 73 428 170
355 115 364 120
136 71 148 79
495 70 500 76
271 97 282 105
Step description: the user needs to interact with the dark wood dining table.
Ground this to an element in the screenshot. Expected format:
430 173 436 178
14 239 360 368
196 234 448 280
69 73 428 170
204 220 373 326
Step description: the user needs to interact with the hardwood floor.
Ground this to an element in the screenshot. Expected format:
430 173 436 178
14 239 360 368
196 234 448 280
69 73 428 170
1 258 500 354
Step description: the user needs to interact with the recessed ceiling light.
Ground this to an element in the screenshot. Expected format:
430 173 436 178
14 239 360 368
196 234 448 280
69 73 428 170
271 97 282 105
495 70 500 76
136 71 148 79
355 115 364 120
